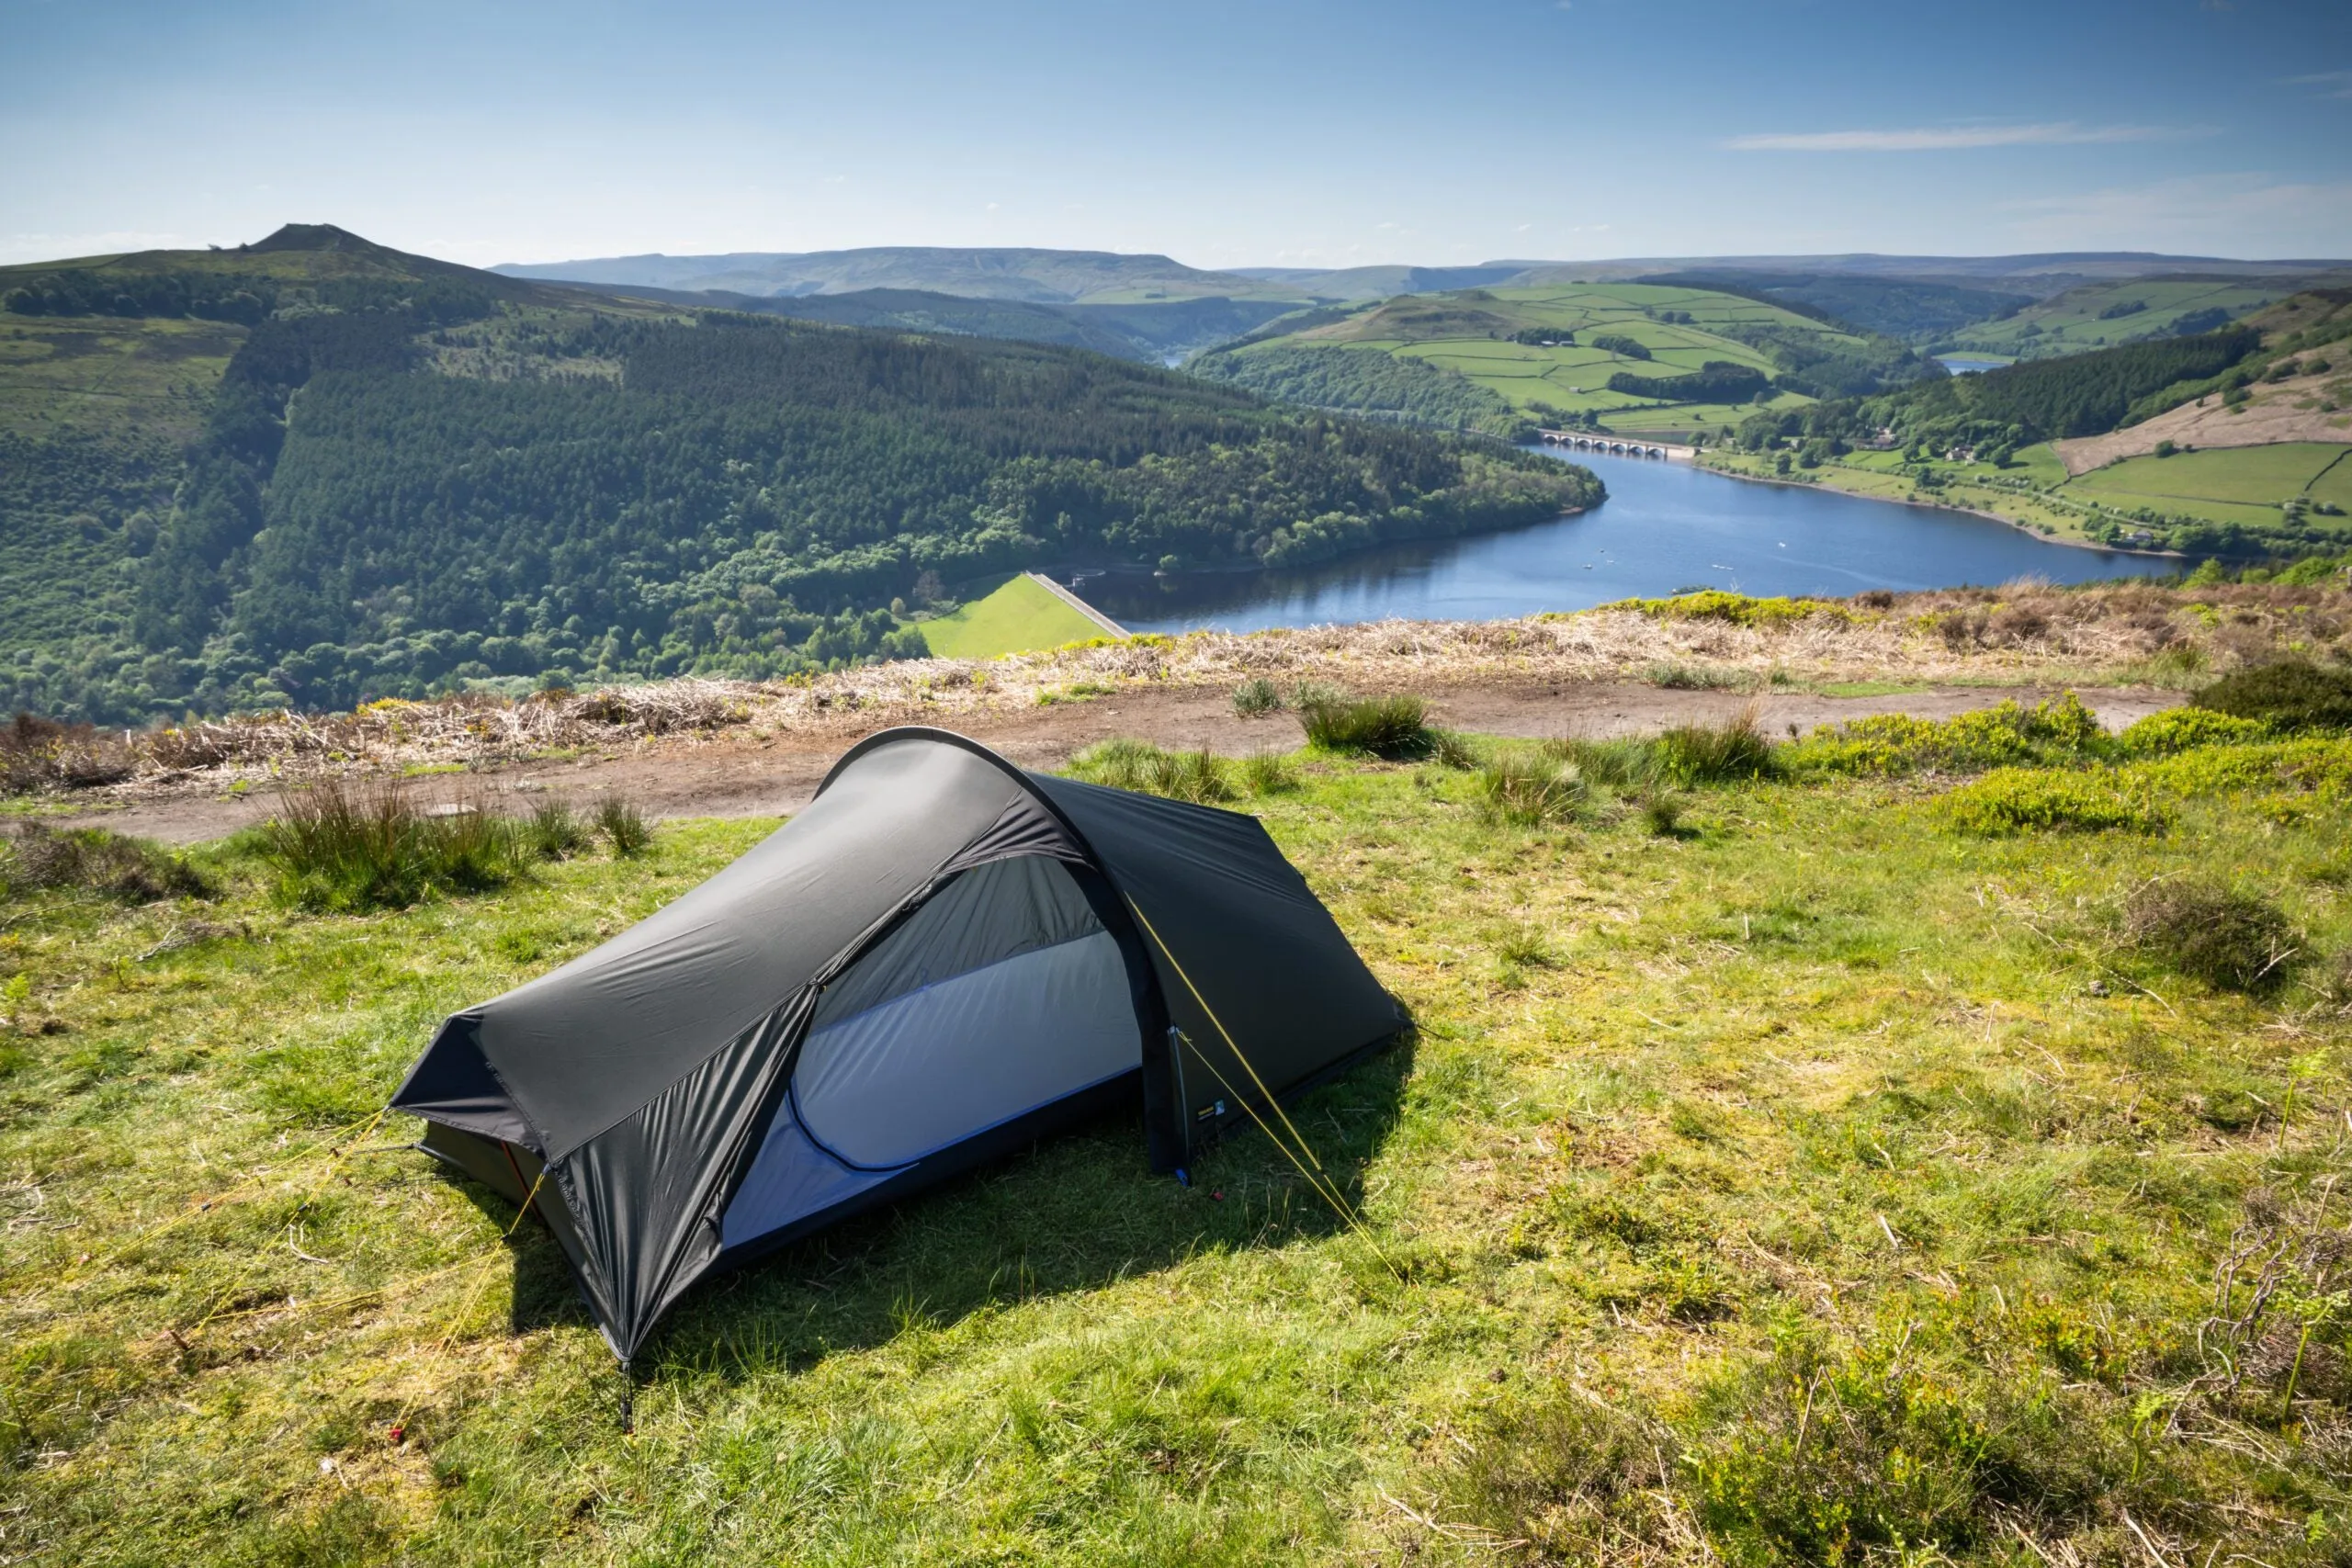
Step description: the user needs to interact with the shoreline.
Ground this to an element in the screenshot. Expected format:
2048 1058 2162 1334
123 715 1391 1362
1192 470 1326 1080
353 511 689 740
1688 455 2188 563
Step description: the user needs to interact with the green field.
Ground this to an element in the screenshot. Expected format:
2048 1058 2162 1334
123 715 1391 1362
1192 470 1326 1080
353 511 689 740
1939 278 2288 362
1272 282 1842 421
914 573 1115 659
2064 443 2352 530
6 706 2352 1562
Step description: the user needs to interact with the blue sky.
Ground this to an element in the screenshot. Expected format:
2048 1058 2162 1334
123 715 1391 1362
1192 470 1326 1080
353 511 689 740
3 0 2346 268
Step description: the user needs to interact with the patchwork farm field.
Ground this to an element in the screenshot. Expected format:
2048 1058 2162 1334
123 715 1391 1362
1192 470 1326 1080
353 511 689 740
1233 281 1859 432
6 660 2352 1563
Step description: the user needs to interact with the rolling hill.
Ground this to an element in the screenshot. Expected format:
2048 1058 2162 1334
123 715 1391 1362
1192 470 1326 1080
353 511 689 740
1 226 1597 724
1928 276 2324 362
494 246 1307 306
535 281 1298 366
1191 281 1939 441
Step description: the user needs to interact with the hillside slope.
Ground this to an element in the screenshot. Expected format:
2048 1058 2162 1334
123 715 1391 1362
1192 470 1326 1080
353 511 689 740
542 282 1297 365
1193 281 1936 441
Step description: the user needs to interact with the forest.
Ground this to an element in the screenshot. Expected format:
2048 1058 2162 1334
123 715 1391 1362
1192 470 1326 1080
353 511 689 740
8 297 1594 720
1735 325 2267 464
1185 343 1531 440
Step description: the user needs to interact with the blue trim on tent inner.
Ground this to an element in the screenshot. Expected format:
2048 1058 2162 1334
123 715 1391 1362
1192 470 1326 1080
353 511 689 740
789 1064 1142 1175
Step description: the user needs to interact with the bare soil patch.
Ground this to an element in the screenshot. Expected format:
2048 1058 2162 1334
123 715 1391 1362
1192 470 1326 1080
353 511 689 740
2053 367 2352 475
50 680 2182 846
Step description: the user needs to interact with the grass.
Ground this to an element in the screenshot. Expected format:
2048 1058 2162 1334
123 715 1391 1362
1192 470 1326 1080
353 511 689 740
5 716 2352 1562
2064 442 2352 531
912 574 1112 660
1299 694 1436 757
1942 277 2280 361
1241 280 1845 423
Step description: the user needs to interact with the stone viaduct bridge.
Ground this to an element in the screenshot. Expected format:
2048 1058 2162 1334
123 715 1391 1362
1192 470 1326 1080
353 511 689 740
1536 431 1696 462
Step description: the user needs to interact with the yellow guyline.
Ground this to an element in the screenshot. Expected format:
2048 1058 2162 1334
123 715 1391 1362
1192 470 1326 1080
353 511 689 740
1120 893 1402 1281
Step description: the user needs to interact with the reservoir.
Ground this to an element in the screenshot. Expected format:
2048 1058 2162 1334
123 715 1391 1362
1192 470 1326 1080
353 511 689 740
1078 448 2161 636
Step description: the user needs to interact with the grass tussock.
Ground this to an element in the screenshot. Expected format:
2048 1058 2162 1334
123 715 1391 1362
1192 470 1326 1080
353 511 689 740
2124 876 2301 994
1644 660 1751 691
593 794 653 857
1230 677 1282 716
1067 739 1304 805
1 824 210 903
260 782 651 911
1300 694 1434 758
1476 751 1588 826
1654 704 1777 785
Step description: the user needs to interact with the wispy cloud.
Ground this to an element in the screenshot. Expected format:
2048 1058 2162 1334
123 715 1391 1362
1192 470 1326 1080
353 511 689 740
1725 121 2185 152
2285 70 2352 100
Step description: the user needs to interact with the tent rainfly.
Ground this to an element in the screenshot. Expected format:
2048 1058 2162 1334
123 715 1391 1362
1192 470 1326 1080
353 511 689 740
392 727 1401 1363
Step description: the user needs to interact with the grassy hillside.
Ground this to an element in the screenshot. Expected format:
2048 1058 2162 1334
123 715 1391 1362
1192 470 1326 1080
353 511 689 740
912 573 1113 659
1192 282 1934 443
2064 444 2352 530
1637 269 2036 341
1936 276 2301 362
495 247 1309 307
6 694 2350 1562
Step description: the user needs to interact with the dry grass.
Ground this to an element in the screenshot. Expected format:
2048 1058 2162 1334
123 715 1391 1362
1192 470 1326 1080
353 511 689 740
12 581 2348 805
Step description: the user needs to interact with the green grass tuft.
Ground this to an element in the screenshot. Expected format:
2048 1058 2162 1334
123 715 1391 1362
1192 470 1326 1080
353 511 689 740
261 783 535 911
1230 678 1282 716
1654 705 1778 785
1300 694 1433 758
1066 739 1238 805
593 794 653 857
1476 752 1587 826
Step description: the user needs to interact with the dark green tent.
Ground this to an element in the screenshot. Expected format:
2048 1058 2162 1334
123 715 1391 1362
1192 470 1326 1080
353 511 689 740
393 728 1399 1361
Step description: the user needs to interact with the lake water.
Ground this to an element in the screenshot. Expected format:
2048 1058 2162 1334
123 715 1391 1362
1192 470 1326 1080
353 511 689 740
1937 355 2008 375
1075 448 2164 636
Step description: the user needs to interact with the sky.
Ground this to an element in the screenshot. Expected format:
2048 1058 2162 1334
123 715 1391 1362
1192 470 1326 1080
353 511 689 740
3 0 2347 270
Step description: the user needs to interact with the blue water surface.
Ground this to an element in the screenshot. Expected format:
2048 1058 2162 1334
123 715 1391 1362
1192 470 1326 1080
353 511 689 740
1078 448 2162 636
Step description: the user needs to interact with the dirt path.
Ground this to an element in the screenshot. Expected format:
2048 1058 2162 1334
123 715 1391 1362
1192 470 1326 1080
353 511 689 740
49 681 2182 846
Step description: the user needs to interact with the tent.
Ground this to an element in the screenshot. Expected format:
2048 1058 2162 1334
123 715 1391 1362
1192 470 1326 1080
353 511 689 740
391 727 1401 1362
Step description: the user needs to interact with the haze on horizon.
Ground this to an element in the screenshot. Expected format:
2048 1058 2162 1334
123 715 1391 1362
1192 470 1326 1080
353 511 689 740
3 0 2347 271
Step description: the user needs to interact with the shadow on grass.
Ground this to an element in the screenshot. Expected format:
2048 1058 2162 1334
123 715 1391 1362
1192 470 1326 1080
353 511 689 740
639 1032 1419 1382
